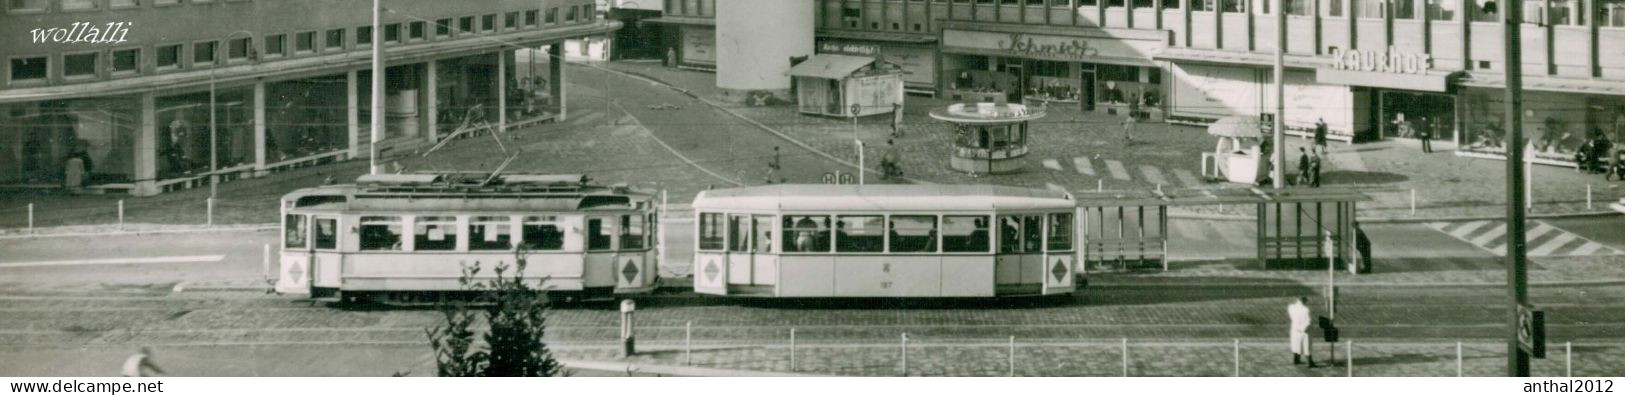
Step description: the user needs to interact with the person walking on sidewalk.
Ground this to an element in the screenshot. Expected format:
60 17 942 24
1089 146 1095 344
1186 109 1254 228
1287 298 1315 367
1309 150 1323 188
880 139 903 179
1121 113 1137 142
765 146 783 184
122 347 166 377
1313 118 1329 155
1295 147 1310 186
1418 116 1434 153
891 103 905 138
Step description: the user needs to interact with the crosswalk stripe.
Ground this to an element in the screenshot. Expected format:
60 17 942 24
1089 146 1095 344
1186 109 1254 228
1448 221 1490 239
1468 223 1507 246
1569 242 1608 256
1043 159 1064 171
1073 157 1096 176
1140 166 1169 187
1173 168 1203 188
1105 160 1131 180
1487 222 1555 255
1530 233 1580 256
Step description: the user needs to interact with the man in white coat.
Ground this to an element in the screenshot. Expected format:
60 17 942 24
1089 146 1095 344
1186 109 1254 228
1288 297 1315 367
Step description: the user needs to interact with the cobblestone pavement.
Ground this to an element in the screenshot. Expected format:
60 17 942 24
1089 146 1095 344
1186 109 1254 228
605 62 1625 220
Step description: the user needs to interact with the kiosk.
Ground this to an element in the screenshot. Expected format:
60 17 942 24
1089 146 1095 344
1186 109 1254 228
929 102 1045 175
789 54 905 117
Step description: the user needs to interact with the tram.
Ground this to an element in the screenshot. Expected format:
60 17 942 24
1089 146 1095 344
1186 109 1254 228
690 184 1082 298
274 173 660 302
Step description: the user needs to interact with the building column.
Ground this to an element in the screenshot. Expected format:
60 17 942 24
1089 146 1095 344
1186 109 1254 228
1461 0 1472 69
347 69 361 159
425 61 439 143
253 81 266 175
133 92 158 196
1590 0 1600 77
498 50 508 133
550 43 567 121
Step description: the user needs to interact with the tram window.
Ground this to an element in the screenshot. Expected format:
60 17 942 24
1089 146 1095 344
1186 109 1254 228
888 216 938 253
1047 213 1074 252
998 216 1022 253
414 216 458 251
943 215 990 253
313 218 338 250
284 214 309 249
621 214 645 250
727 214 750 252
469 216 513 251
752 215 774 253
698 213 725 251
1022 215 1043 252
836 215 884 253
359 216 403 251
520 217 564 251
587 218 612 251
783 215 830 253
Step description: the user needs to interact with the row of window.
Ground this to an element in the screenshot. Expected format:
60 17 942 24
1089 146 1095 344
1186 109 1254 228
830 0 1625 28
6 4 597 85
5 0 243 13
283 213 649 253
697 213 1075 254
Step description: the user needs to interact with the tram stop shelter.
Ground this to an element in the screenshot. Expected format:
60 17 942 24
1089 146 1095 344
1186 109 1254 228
1068 187 1371 274
789 54 905 117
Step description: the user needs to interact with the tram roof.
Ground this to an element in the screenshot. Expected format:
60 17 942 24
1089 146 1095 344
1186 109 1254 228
280 173 656 213
1068 187 1372 207
691 184 1074 212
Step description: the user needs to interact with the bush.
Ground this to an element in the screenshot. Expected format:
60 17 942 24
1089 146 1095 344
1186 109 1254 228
426 249 562 377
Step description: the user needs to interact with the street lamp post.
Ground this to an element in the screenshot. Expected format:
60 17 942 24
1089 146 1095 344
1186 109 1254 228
210 30 256 199
1503 0 1532 377
1271 0 1286 189
370 0 386 175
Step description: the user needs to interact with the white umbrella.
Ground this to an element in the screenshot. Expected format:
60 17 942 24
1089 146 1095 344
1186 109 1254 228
1207 115 1266 140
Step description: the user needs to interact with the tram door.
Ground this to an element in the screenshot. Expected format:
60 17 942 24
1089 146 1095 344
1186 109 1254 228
726 215 752 285
583 216 617 288
994 215 1044 294
310 216 342 289
276 213 312 295
750 215 777 285
1041 212 1076 295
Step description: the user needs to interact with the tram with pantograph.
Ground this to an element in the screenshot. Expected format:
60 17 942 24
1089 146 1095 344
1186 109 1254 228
690 184 1083 297
274 173 660 304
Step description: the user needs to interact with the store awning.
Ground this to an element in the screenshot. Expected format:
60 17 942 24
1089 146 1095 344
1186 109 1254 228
1317 69 1461 93
788 54 876 80
643 16 715 26
817 30 937 44
1457 73 1625 96
1153 47 1329 69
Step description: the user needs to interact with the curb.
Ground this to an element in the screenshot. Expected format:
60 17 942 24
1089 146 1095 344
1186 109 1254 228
0 224 277 240
1166 208 1620 223
559 359 827 377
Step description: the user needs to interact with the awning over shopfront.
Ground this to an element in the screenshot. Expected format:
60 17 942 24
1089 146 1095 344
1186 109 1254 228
788 54 876 80
1457 73 1625 96
643 16 715 26
1153 47 1329 69
817 30 937 44
1316 68 1461 93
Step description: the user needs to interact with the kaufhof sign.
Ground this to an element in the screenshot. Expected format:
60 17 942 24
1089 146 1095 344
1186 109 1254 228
1327 46 1432 75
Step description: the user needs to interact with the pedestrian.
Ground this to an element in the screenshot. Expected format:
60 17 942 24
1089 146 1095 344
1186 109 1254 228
1121 113 1137 142
1313 118 1329 154
1287 297 1315 367
665 47 677 68
1309 149 1322 187
1353 221 1372 274
765 146 782 184
122 346 166 377
1295 147 1310 186
881 139 902 179
1418 116 1434 153
891 103 904 138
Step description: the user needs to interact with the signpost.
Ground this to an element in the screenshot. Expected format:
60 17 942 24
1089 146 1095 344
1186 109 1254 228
852 103 865 185
1517 304 1546 359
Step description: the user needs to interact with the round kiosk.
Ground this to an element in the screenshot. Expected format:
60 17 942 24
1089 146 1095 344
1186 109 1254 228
929 102 1046 175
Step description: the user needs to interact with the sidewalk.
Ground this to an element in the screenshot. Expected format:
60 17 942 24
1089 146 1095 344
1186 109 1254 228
605 62 1625 222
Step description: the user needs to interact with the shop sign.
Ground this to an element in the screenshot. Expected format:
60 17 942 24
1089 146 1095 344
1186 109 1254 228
819 42 879 57
998 33 1099 60
1327 46 1432 75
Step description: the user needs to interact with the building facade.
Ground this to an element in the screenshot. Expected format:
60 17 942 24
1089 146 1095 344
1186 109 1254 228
3 0 616 195
757 0 1625 167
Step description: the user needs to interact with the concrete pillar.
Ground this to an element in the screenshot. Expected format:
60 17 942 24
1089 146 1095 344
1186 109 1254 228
498 50 507 133
347 69 361 158
133 92 158 196
253 81 267 174
425 61 439 143
550 44 567 121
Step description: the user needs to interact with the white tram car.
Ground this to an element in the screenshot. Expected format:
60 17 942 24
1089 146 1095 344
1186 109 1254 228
690 184 1082 297
274 173 660 301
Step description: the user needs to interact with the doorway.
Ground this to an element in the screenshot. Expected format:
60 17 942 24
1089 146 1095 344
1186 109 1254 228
1079 71 1097 112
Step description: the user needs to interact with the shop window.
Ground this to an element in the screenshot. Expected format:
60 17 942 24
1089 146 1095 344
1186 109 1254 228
525 10 539 26
61 0 95 10
156 44 180 69
459 16 474 33
435 18 452 37
546 8 558 24
7 0 47 12
698 213 724 250
324 29 345 51
264 35 285 57
621 214 645 250
384 24 401 43
1047 213 1074 251
193 41 217 66
314 218 338 250
1324 0 1345 16
409 22 426 40
470 216 514 250
587 218 612 250
227 37 250 60
359 216 402 251
1425 0 1456 18
482 14 496 32
836 215 884 253
1603 0 1625 26
284 215 309 249
157 89 254 177
942 216 991 253
295 32 315 53
357 26 373 46
783 215 831 253
266 73 347 160
521 216 565 251
727 214 750 252
111 48 139 74
1394 0 1416 18
889 216 938 253
413 216 458 251
64 52 97 78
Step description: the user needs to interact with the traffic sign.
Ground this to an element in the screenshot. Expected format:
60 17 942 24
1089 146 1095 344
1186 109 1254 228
839 173 855 185
1517 303 1546 358
851 104 862 116
822 172 837 184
